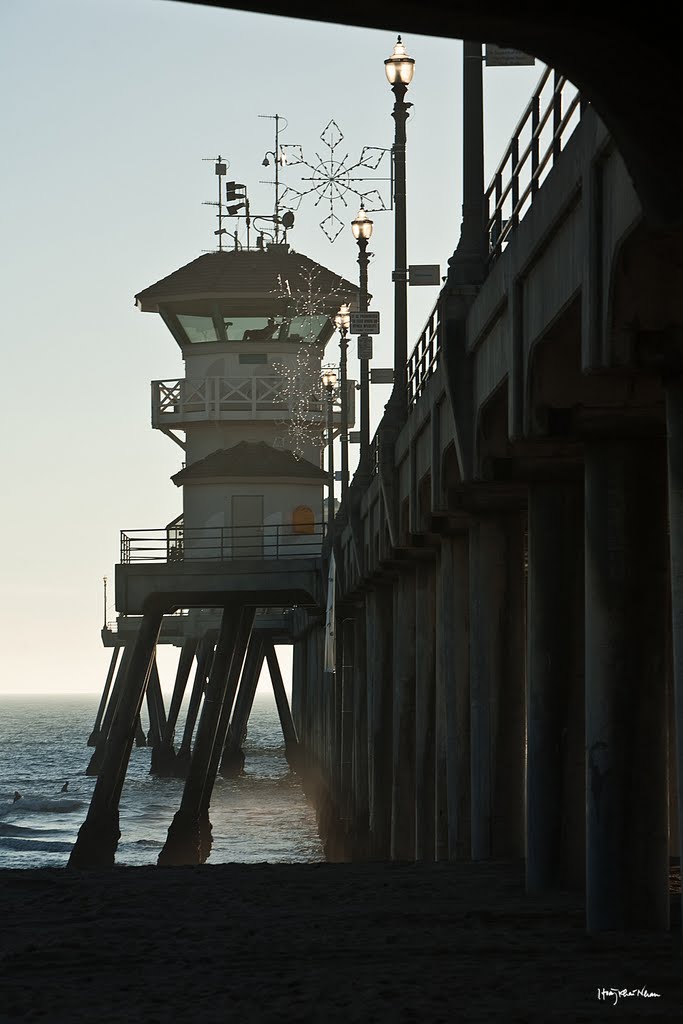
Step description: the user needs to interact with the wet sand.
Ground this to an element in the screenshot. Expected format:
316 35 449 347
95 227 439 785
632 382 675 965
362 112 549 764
0 860 680 1022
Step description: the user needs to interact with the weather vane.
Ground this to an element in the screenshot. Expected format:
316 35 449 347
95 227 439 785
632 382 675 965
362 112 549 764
278 119 390 241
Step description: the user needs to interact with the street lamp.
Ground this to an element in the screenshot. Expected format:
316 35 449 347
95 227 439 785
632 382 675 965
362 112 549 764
334 304 351 504
351 207 374 464
384 35 414 417
321 365 338 538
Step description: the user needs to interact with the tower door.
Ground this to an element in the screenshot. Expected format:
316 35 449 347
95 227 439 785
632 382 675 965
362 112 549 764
232 495 263 558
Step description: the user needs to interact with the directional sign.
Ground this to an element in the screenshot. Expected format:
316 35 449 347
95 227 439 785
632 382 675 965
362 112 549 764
485 44 535 66
350 311 380 335
409 264 441 286
371 368 394 384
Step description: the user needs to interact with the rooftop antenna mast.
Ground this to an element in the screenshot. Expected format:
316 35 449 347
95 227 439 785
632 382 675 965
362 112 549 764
202 155 230 250
260 114 288 243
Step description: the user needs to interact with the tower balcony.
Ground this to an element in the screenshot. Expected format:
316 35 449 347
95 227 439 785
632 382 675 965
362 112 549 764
115 524 327 615
151 376 355 428
120 523 326 563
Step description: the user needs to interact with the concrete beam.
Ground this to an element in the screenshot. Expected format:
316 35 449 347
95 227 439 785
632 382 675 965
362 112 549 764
115 558 322 616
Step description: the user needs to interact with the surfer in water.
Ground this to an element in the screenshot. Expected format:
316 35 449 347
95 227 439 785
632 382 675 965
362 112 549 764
13 791 21 803
61 782 68 793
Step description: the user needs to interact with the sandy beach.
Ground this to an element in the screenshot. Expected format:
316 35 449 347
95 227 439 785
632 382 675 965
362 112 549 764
0 859 680 1022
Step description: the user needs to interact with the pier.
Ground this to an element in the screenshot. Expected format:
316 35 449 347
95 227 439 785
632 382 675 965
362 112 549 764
70 18 683 941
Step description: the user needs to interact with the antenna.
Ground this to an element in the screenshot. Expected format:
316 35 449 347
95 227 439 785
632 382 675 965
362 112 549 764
259 114 291 243
202 155 230 250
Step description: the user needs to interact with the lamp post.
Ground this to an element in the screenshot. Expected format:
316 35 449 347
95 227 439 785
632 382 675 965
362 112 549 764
384 35 415 416
351 207 373 466
334 304 350 504
321 365 338 538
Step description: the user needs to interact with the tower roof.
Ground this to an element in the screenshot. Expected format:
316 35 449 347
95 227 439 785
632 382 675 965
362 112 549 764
135 246 359 313
171 441 328 485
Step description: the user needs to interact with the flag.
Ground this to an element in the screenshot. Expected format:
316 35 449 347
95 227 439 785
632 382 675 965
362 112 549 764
324 551 336 673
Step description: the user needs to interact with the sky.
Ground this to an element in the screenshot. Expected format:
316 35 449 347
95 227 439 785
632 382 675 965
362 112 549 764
0 0 546 696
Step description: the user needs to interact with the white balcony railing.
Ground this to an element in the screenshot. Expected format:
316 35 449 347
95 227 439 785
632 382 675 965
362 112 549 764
151 376 355 428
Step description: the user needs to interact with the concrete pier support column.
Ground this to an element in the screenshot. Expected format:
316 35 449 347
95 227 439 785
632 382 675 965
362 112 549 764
585 439 668 931
313 625 325 768
339 617 355 826
309 626 321 765
209 610 254 780
220 634 265 776
133 714 147 747
300 631 309 760
291 638 305 738
304 629 318 767
330 619 343 802
367 584 393 858
415 559 437 860
199 607 254 859
265 642 299 767
69 608 164 867
391 568 416 861
174 636 213 777
666 378 683 907
436 534 470 861
152 637 198 776
87 647 121 747
159 606 243 866
352 604 369 853
526 482 584 893
86 645 133 774
469 514 525 860
668 651 679 863
145 657 166 749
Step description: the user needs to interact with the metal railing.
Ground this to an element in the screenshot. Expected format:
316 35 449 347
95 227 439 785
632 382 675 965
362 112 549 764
486 66 582 260
152 376 290 421
406 298 442 406
404 67 582 407
151 376 356 425
120 523 327 564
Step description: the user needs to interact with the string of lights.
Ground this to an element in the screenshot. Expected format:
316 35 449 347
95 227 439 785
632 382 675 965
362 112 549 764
270 267 347 458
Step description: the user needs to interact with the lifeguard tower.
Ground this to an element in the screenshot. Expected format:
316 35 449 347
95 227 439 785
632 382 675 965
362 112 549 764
75 176 359 868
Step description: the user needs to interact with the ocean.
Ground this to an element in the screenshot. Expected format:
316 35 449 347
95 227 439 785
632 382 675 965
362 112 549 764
0 693 324 869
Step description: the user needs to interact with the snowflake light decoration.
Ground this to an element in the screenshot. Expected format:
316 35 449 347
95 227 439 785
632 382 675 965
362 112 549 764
279 120 389 241
270 267 349 457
